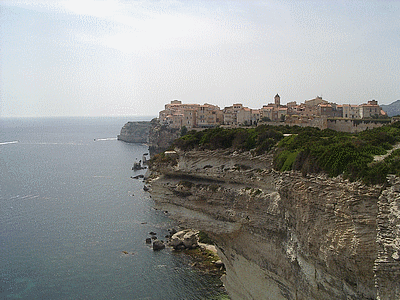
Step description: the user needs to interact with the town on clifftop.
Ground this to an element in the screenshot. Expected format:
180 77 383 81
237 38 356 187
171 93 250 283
158 95 392 133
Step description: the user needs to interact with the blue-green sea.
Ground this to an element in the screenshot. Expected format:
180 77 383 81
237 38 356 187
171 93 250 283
0 117 227 299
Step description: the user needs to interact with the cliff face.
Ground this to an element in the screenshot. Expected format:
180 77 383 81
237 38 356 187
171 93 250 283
147 119 180 155
148 149 400 300
117 121 151 143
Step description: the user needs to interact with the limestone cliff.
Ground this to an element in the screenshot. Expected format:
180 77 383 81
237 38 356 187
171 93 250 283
147 149 400 300
117 121 151 143
147 118 180 155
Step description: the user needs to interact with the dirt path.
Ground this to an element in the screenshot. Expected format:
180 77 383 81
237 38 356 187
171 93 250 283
373 143 400 162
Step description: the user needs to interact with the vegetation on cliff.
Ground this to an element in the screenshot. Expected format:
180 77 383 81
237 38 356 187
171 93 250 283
150 122 400 184
171 126 285 155
275 123 400 184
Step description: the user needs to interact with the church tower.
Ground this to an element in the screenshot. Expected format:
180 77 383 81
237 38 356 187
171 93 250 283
274 94 280 107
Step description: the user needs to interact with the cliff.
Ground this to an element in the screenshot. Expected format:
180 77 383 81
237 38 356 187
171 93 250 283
117 119 180 154
147 118 180 155
117 121 151 143
147 149 400 300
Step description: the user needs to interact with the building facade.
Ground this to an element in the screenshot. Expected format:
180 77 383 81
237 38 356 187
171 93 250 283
158 96 388 130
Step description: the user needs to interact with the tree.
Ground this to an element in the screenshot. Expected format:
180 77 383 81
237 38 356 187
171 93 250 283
180 126 188 137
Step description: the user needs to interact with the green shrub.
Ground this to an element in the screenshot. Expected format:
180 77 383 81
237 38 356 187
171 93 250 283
149 152 178 167
276 122 400 183
168 121 400 185
198 231 213 244
180 126 188 137
171 125 286 153
274 150 300 171
385 149 400 177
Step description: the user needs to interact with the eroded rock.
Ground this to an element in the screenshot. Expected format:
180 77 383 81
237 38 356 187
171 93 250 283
147 148 400 300
169 229 199 250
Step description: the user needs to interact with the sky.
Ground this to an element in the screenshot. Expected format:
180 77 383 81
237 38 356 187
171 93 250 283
1 0 399 118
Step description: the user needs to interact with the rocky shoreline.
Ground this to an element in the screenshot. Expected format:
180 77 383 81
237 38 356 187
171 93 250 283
127 149 229 294
119 120 400 299
143 226 229 296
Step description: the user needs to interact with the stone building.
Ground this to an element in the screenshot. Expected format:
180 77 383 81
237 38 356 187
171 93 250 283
359 100 385 118
342 100 385 119
304 96 328 107
343 104 361 119
197 103 223 128
260 94 288 121
237 107 252 125
223 104 260 126
159 100 200 129
251 109 261 125
317 103 343 118
158 96 388 132
223 104 243 125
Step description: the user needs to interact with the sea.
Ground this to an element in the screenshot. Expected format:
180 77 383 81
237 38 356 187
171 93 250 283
0 116 228 300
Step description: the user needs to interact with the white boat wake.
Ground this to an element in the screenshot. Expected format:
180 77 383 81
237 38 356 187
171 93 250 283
94 137 117 141
0 140 19 145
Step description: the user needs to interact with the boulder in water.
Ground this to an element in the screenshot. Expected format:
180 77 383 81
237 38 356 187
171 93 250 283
183 231 199 249
152 240 165 251
169 229 199 250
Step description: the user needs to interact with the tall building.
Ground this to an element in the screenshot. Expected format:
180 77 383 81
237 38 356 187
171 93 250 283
274 94 280 107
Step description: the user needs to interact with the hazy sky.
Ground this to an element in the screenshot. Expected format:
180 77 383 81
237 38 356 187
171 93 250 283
1 0 399 117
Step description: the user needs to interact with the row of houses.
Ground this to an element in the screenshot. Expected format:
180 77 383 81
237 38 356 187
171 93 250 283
158 95 387 129
289 96 385 119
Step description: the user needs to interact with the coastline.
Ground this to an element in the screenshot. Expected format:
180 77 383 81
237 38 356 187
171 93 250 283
3 117 230 299
145 146 400 299
123 118 400 299
144 168 230 298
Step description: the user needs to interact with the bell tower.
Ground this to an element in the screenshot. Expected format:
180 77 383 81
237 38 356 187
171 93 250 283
274 94 280 107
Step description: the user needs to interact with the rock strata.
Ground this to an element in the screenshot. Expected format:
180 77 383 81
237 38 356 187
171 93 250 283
148 148 400 300
375 175 400 300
